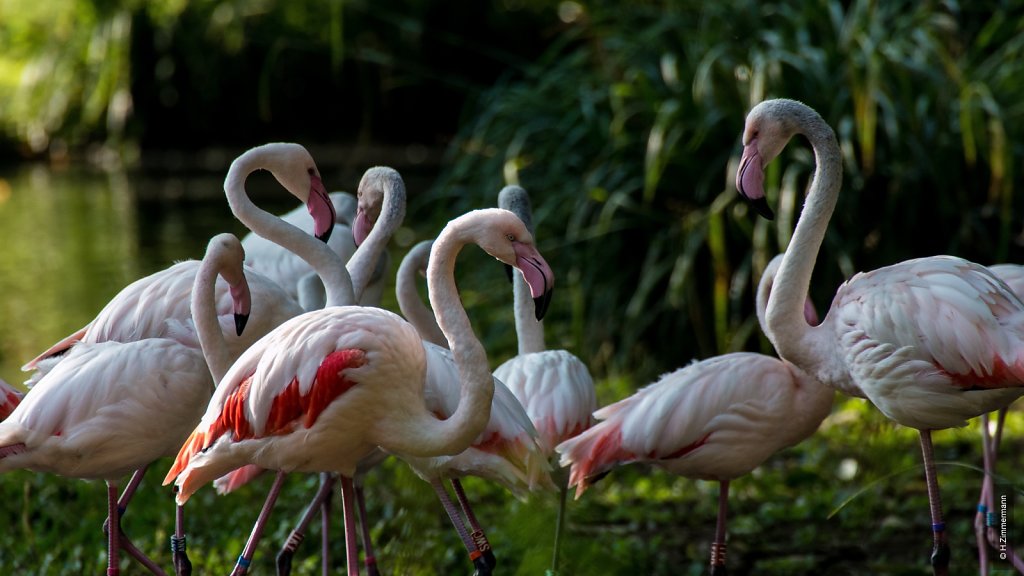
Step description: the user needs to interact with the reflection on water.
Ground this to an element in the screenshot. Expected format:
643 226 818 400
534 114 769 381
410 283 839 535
0 162 366 386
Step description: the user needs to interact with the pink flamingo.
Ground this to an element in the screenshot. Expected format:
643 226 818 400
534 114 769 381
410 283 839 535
491 185 597 574
211 160 407 576
975 264 1024 574
736 98 1024 576
0 378 23 420
555 253 832 575
394 238 555 575
0 232 254 576
164 208 555 576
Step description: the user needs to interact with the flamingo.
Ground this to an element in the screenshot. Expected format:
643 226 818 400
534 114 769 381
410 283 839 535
735 98 1024 576
210 156 406 575
555 253 832 575
394 238 555 575
0 232 253 576
163 208 555 576
241 190 358 309
490 185 597 575
0 378 23 420
975 264 1024 574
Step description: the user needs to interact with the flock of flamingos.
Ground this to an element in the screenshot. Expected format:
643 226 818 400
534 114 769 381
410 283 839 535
0 98 1022 576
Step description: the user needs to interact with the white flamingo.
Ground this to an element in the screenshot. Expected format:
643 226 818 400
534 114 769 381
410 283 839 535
736 98 1024 576
555 253 832 575
0 232 253 576
395 238 555 575
975 264 1024 575
164 208 555 576
490 185 597 574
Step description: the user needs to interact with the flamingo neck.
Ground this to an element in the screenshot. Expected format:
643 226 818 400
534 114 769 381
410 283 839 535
347 182 405 301
512 272 546 354
396 241 447 348
421 228 495 454
224 153 354 307
765 116 842 369
192 255 232 384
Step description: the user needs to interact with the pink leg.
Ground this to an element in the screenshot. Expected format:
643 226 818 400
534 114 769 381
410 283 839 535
233 471 287 576
430 478 490 575
450 478 495 570
710 480 729 576
977 414 993 576
320 473 332 576
354 477 381 576
101 467 168 575
920 431 950 576
106 482 121 576
275 473 336 576
339 475 360 576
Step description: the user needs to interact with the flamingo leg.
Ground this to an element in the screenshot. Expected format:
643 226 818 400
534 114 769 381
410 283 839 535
99 467 168 576
709 479 729 576
919 431 950 576
106 482 121 576
320 472 333 576
275 472 336 576
233 471 288 576
172 488 192 576
977 413 993 576
430 478 490 575
339 475 360 576
354 476 381 576
451 478 496 570
549 479 569 576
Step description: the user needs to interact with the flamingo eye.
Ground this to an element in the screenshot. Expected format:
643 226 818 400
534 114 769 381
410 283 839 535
506 233 515 242
307 167 317 177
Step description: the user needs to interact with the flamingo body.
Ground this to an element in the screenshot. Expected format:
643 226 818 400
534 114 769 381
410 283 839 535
557 352 832 497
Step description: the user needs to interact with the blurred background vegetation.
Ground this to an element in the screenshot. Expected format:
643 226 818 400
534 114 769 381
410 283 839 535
0 0 1022 574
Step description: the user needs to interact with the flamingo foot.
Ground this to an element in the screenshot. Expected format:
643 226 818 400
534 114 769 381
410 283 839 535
171 536 191 576
930 540 950 576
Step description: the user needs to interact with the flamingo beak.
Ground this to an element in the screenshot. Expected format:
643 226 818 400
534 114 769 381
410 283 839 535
353 208 373 247
736 139 774 220
512 242 555 321
229 281 252 336
306 174 336 243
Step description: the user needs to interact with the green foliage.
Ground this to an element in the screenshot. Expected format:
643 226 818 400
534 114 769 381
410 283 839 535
422 0 1024 383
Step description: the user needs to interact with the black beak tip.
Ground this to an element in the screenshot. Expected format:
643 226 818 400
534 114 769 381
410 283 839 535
742 194 775 220
234 313 249 336
316 228 333 244
533 289 553 321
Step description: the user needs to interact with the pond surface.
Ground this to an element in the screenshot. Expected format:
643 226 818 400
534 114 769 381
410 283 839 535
0 157 438 387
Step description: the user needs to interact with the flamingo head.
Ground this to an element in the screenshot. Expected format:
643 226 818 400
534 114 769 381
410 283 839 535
461 208 555 321
353 166 404 247
736 99 816 221
261 143 335 243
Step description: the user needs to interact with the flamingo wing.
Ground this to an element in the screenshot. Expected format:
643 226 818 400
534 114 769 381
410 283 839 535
0 378 24 420
832 256 1024 428
557 353 808 497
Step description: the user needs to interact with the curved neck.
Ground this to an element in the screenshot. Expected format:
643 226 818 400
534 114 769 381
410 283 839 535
192 257 232 384
396 241 447 348
765 118 842 361
224 156 354 307
347 180 405 301
418 228 495 453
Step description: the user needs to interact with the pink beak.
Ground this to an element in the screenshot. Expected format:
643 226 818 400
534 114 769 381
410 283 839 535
736 139 774 220
306 174 336 243
513 242 555 320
